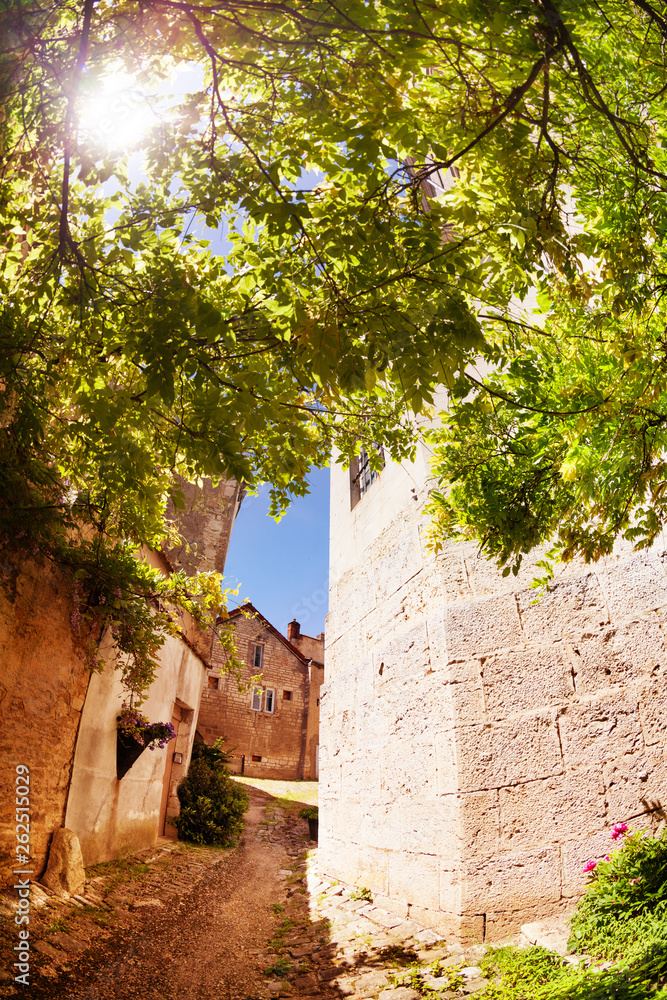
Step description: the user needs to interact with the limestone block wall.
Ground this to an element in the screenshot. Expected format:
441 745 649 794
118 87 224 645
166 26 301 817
199 609 312 779
320 445 667 944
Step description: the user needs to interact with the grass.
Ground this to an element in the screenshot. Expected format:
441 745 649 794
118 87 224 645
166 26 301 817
479 944 667 1000
86 855 151 891
389 959 464 997
265 956 292 978
79 904 112 928
269 916 296 948
350 886 373 902
230 776 318 807
45 917 68 935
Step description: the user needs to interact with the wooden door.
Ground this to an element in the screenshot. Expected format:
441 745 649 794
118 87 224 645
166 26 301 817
158 705 182 837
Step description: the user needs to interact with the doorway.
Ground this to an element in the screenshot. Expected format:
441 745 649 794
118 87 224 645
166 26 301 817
158 704 182 838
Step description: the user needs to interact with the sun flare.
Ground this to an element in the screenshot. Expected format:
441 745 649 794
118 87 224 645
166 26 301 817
77 70 159 152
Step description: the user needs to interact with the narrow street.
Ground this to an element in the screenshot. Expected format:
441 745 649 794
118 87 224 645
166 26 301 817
3 786 310 1000
1 781 484 1000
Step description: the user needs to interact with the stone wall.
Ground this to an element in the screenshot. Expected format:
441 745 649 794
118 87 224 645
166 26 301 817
164 475 242 576
199 608 319 779
321 444 667 943
289 621 325 779
0 548 212 885
0 557 89 886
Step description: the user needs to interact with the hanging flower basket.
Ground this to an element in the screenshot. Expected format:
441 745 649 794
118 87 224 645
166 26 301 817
116 730 148 779
116 708 177 780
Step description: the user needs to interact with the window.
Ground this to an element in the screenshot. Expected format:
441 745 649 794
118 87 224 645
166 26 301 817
253 644 264 670
265 688 275 714
251 687 263 711
283 690 292 701
252 754 262 762
350 445 385 508
208 676 219 689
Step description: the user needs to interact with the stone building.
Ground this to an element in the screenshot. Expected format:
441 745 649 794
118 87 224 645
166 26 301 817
198 605 323 780
0 477 243 884
320 438 667 944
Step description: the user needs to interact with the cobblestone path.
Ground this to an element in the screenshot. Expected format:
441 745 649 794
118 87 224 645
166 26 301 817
0 782 488 1000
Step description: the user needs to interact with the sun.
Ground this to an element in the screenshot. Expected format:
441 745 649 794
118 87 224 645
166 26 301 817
77 70 160 152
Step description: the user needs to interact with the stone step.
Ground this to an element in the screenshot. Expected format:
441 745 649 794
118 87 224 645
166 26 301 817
520 917 571 957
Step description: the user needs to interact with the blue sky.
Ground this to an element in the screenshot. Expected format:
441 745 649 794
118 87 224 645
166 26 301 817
223 466 330 637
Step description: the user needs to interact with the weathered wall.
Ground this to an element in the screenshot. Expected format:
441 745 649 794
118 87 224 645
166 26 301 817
305 661 324 780
0 549 210 885
199 610 314 779
1 477 238 886
0 557 89 886
321 443 667 943
64 633 205 866
165 475 242 576
290 623 325 779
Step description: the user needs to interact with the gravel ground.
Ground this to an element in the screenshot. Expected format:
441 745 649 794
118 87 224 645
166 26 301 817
0 786 313 1000
1 780 487 1000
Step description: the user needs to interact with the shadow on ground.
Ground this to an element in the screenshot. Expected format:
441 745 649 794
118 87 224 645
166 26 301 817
0 779 468 1000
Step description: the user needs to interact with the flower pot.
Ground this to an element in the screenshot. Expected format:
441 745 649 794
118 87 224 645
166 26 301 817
116 731 147 779
308 817 319 842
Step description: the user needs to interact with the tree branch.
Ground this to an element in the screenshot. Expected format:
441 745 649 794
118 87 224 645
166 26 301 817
59 0 96 253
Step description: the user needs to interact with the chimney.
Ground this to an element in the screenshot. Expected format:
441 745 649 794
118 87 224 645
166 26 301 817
287 619 301 642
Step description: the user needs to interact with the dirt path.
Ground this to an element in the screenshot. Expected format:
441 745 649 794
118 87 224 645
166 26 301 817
7 790 304 1000
2 780 484 1000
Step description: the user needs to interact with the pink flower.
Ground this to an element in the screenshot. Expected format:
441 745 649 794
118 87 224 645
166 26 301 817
604 855 610 861
611 823 628 840
583 860 597 873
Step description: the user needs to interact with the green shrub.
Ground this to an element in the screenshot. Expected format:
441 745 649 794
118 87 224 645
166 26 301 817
477 826 667 1000
298 805 318 820
480 944 667 1000
174 756 248 846
191 735 235 768
569 826 667 961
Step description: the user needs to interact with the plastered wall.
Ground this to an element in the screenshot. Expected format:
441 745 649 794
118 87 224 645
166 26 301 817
64 632 205 865
321 442 667 943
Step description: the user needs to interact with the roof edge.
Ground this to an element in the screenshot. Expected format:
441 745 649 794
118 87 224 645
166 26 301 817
221 603 310 665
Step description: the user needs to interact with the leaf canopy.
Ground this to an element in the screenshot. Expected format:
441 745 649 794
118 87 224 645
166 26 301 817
3 0 667 584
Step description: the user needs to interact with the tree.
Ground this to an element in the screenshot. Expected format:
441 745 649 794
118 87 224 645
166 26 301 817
2 0 667 651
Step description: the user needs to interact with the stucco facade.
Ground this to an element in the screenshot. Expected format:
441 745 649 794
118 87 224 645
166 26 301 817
1 476 241 886
198 606 323 780
320 440 667 943
64 626 205 865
